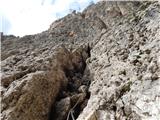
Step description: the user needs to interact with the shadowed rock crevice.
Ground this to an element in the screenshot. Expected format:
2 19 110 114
48 45 92 120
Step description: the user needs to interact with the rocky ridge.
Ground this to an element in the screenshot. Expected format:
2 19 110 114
1 1 160 120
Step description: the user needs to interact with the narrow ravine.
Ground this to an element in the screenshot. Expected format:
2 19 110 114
48 45 92 120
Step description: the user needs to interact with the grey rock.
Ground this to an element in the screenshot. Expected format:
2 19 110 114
1 1 160 120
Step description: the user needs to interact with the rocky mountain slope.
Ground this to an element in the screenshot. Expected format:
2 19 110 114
1 1 160 120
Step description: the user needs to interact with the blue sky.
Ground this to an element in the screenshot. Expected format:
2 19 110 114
0 0 98 36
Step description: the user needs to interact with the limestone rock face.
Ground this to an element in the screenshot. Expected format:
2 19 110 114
78 1 160 120
1 1 160 120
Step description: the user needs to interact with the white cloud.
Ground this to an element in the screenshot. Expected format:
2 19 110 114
0 0 97 36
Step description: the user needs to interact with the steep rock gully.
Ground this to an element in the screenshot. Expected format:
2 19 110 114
49 45 92 120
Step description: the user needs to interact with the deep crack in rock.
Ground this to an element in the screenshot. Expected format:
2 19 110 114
48 45 91 120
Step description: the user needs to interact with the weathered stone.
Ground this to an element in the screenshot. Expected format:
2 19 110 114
1 71 67 120
1 1 160 120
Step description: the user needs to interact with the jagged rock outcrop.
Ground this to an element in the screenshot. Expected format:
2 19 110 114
1 1 160 120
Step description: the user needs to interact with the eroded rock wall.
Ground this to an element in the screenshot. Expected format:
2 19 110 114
78 1 160 120
1 1 160 120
